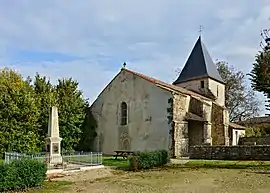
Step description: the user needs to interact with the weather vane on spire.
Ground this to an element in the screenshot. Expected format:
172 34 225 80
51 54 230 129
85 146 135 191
199 25 204 36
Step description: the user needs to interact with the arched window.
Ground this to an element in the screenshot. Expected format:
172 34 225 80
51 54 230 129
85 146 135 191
121 102 128 125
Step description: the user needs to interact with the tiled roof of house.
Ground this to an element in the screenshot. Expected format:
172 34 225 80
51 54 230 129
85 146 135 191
173 36 224 84
229 122 246 130
237 116 270 125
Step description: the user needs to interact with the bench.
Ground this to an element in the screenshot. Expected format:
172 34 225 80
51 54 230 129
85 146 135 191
113 150 136 160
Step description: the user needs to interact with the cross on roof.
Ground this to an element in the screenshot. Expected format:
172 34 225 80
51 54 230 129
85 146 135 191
199 25 204 36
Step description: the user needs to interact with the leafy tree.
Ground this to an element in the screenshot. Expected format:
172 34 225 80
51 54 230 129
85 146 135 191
33 73 56 149
78 106 97 151
0 68 40 155
55 78 87 152
244 127 263 137
217 61 261 122
0 68 97 155
249 51 270 113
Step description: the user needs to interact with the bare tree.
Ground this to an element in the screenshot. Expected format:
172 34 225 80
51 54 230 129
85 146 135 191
217 61 261 122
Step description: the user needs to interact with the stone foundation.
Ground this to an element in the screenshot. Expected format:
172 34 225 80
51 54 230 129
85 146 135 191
175 139 189 157
189 145 270 160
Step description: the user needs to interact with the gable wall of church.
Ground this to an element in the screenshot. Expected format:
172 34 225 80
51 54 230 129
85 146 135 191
90 70 173 154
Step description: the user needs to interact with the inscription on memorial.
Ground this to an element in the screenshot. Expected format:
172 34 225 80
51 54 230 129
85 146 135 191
52 143 59 154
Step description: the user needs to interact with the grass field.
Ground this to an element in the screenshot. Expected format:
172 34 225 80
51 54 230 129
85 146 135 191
81 167 270 193
102 156 270 170
102 156 129 168
28 181 72 193
183 159 270 169
30 158 270 193
35 166 270 193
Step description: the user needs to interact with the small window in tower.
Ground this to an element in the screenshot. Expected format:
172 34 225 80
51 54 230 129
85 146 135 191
217 85 219 96
200 81 204 88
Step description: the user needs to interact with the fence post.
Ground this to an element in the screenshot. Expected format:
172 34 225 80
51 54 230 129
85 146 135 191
101 152 103 165
90 152 92 165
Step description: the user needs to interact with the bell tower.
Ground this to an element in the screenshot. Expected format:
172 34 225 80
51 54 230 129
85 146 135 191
173 36 225 106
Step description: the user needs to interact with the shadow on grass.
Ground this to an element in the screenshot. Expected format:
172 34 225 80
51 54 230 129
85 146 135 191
26 181 73 193
102 157 270 173
176 160 270 170
102 157 130 171
246 171 270 175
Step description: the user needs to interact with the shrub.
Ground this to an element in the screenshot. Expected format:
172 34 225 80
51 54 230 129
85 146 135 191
129 149 169 171
0 162 8 190
0 159 47 192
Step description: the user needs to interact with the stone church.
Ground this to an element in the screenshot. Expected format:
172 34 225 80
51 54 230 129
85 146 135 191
90 36 245 157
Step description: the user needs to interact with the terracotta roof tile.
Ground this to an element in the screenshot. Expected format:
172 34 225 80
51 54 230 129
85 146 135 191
229 122 246 129
238 116 270 125
123 68 212 101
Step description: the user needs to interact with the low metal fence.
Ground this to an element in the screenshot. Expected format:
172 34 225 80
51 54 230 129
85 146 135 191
4 152 47 164
4 151 103 170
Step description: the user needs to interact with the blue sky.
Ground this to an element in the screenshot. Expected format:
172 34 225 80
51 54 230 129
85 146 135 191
0 1 269 114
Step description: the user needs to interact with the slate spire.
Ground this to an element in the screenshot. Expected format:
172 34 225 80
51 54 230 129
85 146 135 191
173 36 224 84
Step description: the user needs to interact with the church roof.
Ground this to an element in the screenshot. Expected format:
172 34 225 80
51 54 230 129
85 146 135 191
173 36 224 84
122 68 212 102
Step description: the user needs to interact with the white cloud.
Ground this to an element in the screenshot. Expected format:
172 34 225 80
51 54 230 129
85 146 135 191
0 0 269 114
217 8 244 21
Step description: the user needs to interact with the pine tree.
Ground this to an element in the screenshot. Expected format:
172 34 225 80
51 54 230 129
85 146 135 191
249 51 270 113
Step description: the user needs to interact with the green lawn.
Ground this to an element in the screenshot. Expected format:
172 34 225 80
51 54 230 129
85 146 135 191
27 181 72 193
183 159 270 169
102 157 270 170
63 155 130 168
63 154 101 163
68 154 270 170
102 156 129 168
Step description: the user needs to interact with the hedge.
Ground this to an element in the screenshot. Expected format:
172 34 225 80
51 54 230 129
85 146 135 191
0 159 47 192
129 150 169 171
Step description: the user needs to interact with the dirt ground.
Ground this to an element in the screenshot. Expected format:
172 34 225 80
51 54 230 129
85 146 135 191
51 167 270 193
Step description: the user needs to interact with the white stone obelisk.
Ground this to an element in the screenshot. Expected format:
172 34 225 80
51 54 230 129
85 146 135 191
45 106 62 164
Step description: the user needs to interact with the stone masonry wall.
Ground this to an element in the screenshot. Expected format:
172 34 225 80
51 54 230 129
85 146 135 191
189 97 203 116
211 103 225 145
189 145 270 160
171 93 189 157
